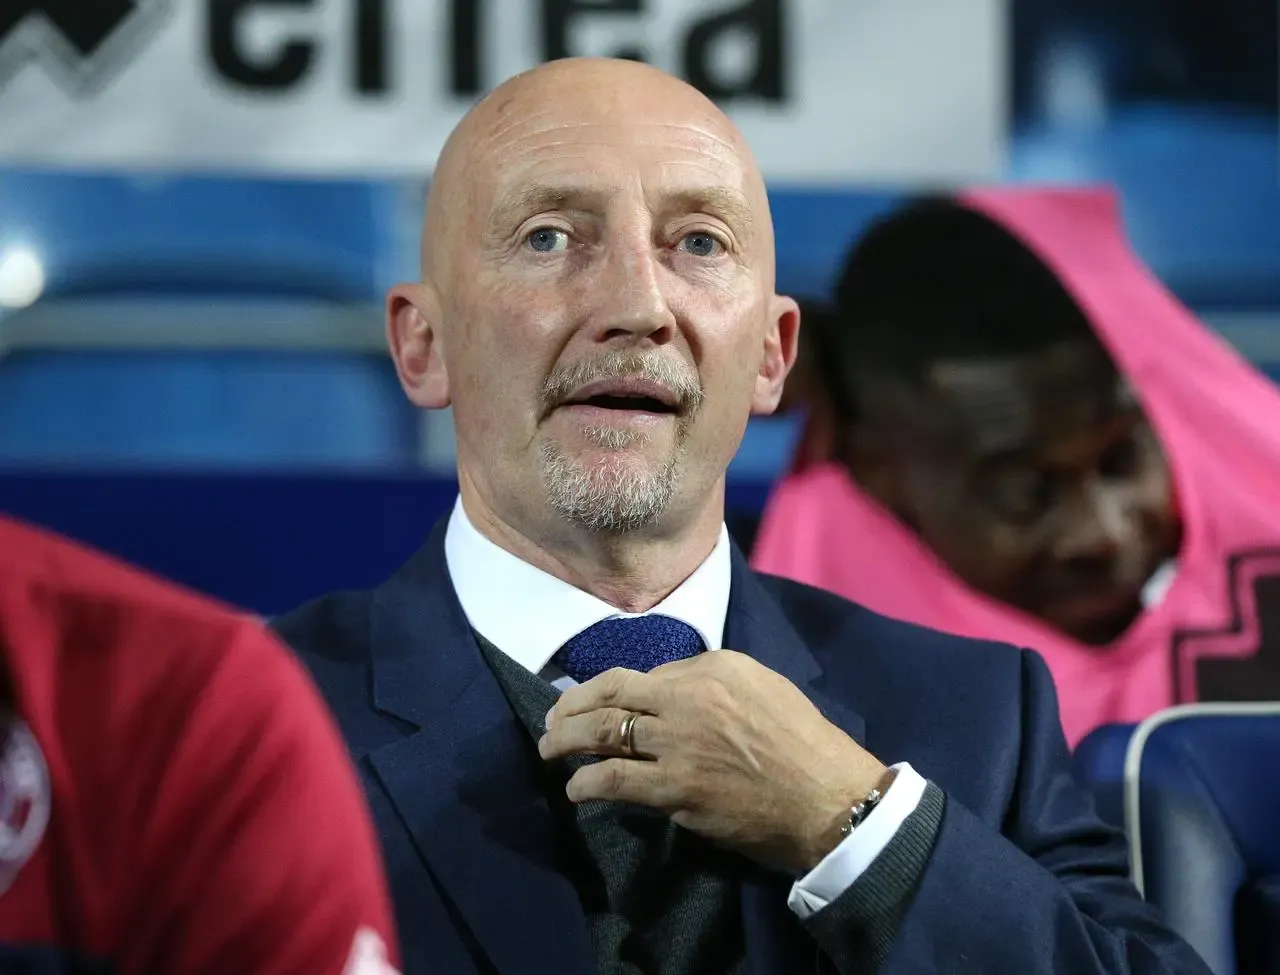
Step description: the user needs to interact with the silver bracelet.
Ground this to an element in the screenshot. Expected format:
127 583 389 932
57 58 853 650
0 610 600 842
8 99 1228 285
839 771 897 837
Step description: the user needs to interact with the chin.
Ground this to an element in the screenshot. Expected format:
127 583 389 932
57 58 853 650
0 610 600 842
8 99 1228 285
544 432 673 485
1058 600 1144 647
544 459 677 535
545 428 670 467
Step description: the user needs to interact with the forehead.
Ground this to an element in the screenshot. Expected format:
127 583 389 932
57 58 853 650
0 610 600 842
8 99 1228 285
922 340 1134 458
471 105 758 223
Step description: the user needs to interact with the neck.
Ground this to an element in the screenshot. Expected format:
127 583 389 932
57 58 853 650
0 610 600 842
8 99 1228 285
458 474 725 613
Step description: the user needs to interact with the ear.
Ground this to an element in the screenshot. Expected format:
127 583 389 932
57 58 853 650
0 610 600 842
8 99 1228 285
749 294 801 416
387 282 450 409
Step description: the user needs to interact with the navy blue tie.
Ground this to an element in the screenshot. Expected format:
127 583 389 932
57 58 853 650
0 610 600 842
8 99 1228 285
554 615 706 684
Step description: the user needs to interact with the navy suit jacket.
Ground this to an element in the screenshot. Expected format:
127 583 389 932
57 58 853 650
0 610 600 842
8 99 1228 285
274 521 1208 975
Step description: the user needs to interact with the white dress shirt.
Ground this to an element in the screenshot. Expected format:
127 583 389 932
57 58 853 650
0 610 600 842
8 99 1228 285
444 498 926 919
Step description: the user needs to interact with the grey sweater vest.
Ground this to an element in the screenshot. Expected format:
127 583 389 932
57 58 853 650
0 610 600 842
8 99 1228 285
478 635 746 975
478 634 950 975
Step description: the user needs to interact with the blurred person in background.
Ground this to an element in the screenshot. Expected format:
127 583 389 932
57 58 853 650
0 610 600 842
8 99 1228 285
777 299 844 472
277 59 1208 975
753 188 1280 746
725 299 841 549
0 516 400 974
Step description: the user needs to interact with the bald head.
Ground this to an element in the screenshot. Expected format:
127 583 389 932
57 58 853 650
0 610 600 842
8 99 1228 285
387 55 798 571
422 58 773 283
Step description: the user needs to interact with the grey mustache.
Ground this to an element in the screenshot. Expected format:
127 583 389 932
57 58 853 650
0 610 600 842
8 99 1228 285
541 352 703 417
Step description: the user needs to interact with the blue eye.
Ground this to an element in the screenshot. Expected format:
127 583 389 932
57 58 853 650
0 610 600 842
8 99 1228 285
682 233 721 258
527 228 568 253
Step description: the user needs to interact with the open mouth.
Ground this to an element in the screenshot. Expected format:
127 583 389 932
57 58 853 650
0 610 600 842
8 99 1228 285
560 378 681 415
567 393 678 414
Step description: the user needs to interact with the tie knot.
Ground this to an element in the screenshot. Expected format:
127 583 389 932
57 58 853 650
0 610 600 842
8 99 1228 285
554 615 705 684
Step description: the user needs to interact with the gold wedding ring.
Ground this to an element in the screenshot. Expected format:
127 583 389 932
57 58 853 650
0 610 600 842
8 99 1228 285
619 711 640 757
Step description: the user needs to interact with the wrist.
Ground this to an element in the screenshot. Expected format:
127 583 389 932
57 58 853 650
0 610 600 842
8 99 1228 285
796 764 896 873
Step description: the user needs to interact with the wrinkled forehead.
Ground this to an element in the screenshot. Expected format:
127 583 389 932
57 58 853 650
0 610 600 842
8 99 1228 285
921 340 1136 459
466 107 763 233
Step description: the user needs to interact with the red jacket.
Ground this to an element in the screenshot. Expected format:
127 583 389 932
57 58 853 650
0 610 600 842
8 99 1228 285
0 516 399 974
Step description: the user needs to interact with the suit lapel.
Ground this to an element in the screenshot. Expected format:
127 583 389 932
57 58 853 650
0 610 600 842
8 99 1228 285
358 529 865 974
725 546 866 974
725 544 866 749
364 523 596 975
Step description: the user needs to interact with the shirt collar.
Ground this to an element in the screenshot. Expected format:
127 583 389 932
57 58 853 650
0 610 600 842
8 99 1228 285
444 497 731 675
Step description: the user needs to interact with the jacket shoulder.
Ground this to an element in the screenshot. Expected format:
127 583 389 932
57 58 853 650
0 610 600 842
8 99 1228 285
753 573 1045 798
272 590 373 657
270 590 380 711
753 571 1027 674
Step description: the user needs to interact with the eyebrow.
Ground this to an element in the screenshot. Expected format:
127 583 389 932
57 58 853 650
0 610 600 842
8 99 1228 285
490 184 607 227
663 187 755 238
974 403 1145 470
487 182 754 238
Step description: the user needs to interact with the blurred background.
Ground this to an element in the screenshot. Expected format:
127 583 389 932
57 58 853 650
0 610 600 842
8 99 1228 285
0 0 1275 614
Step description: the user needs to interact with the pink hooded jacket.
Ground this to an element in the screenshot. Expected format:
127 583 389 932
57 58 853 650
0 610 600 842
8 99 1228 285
752 187 1280 746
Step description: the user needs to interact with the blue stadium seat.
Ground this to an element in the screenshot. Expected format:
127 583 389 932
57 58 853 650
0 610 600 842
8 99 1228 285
1007 108 1280 309
1125 704 1280 975
770 190 901 299
0 350 415 467
0 169 405 299
767 111 1280 312
2 107 1277 477
0 169 418 467
1072 722 1137 829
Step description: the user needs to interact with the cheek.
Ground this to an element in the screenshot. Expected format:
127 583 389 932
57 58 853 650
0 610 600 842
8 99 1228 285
699 305 772 381
908 476 1034 581
1133 428 1175 501
453 285 563 378
901 466 972 545
1134 463 1179 544
445 333 546 451
463 281 559 348
1127 442 1175 509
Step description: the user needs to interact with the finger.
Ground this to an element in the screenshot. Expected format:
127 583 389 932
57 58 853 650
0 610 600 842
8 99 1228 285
539 710 663 761
565 757 679 809
548 667 665 725
647 651 716 678
652 647 753 673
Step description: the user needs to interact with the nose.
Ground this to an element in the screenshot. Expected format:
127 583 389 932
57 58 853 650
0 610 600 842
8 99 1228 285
588 229 678 346
1051 480 1132 567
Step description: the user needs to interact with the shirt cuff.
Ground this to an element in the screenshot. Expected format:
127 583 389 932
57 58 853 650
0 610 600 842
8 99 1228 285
786 762 927 919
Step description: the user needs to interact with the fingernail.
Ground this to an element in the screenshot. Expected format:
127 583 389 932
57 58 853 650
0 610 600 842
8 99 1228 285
544 707 556 729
